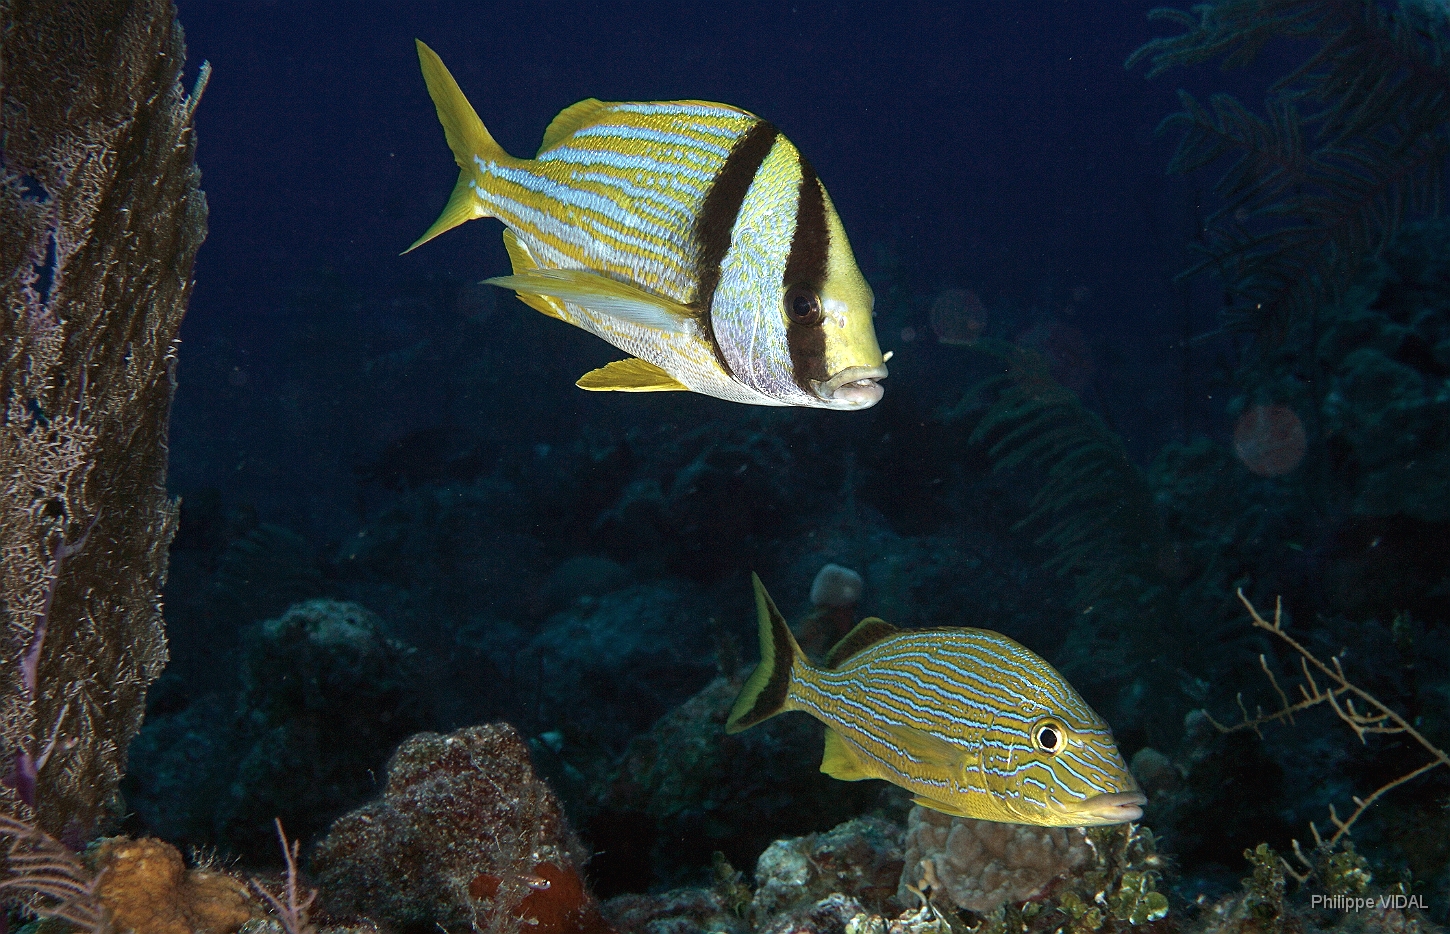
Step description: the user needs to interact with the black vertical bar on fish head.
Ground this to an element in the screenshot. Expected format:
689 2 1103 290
694 120 779 377
783 163 829 393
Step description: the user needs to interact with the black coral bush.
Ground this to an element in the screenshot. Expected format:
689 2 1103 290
1129 0 1450 346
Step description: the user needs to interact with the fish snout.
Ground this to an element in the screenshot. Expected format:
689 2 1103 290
1070 790 1147 825
815 365 888 409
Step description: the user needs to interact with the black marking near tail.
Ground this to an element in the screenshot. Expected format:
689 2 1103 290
694 120 778 377
726 574 801 733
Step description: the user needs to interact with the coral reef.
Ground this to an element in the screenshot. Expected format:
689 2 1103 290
0 813 109 930
897 806 1094 913
759 893 870 934
125 599 430 859
587 678 891 893
951 823 1170 934
311 722 598 934
1175 839 1433 934
603 818 906 934
1316 220 1450 523
750 818 905 920
522 584 719 755
796 564 866 659
603 886 748 934
0 0 207 835
93 837 255 934
1129 0 1450 344
940 342 1168 612
0 815 257 934
1205 593 1449 861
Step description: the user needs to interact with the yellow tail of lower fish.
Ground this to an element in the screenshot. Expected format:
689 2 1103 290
726 574 805 733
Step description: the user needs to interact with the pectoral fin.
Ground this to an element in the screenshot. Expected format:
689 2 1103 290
880 722 964 769
577 358 688 392
820 728 875 781
485 269 695 334
911 795 973 817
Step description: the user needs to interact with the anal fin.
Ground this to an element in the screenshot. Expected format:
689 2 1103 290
578 358 688 392
821 728 874 781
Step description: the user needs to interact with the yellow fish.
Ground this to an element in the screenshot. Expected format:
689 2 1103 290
727 575 1145 827
408 41 887 409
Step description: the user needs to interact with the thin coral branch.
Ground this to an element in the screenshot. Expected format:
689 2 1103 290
249 818 317 934
1206 591 1450 847
0 814 111 933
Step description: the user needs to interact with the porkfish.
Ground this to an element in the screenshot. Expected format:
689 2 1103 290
407 41 887 409
727 575 1146 827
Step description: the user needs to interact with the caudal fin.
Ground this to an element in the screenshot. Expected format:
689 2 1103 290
405 41 511 253
726 574 806 733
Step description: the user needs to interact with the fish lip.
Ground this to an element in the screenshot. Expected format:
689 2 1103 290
814 365 889 408
1061 791 1147 825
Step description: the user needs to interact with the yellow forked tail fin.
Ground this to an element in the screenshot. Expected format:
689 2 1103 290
406 41 511 253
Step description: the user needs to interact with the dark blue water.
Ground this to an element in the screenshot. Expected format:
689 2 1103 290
131 0 1449 922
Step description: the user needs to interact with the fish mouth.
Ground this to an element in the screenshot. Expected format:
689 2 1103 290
1059 791 1147 826
813 365 888 409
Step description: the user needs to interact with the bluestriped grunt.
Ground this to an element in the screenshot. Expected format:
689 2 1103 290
407 42 886 409
727 575 1145 827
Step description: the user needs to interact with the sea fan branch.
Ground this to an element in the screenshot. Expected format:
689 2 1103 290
1204 591 1450 847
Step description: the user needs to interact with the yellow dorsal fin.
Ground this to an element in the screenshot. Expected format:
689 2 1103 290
820 728 874 781
500 230 567 321
538 99 610 154
407 41 512 253
577 358 688 393
824 618 899 669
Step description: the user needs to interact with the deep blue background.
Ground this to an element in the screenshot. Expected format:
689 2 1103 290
168 0 1257 530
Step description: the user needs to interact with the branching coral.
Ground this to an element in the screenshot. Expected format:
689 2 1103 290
1129 0 1450 346
0 813 110 932
1205 590 1450 877
941 344 1167 611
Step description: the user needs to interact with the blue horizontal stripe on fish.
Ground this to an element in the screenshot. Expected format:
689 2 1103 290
568 123 736 157
535 146 719 190
485 164 687 256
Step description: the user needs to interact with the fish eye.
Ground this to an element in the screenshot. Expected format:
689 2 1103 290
1032 719 1066 755
784 285 824 326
